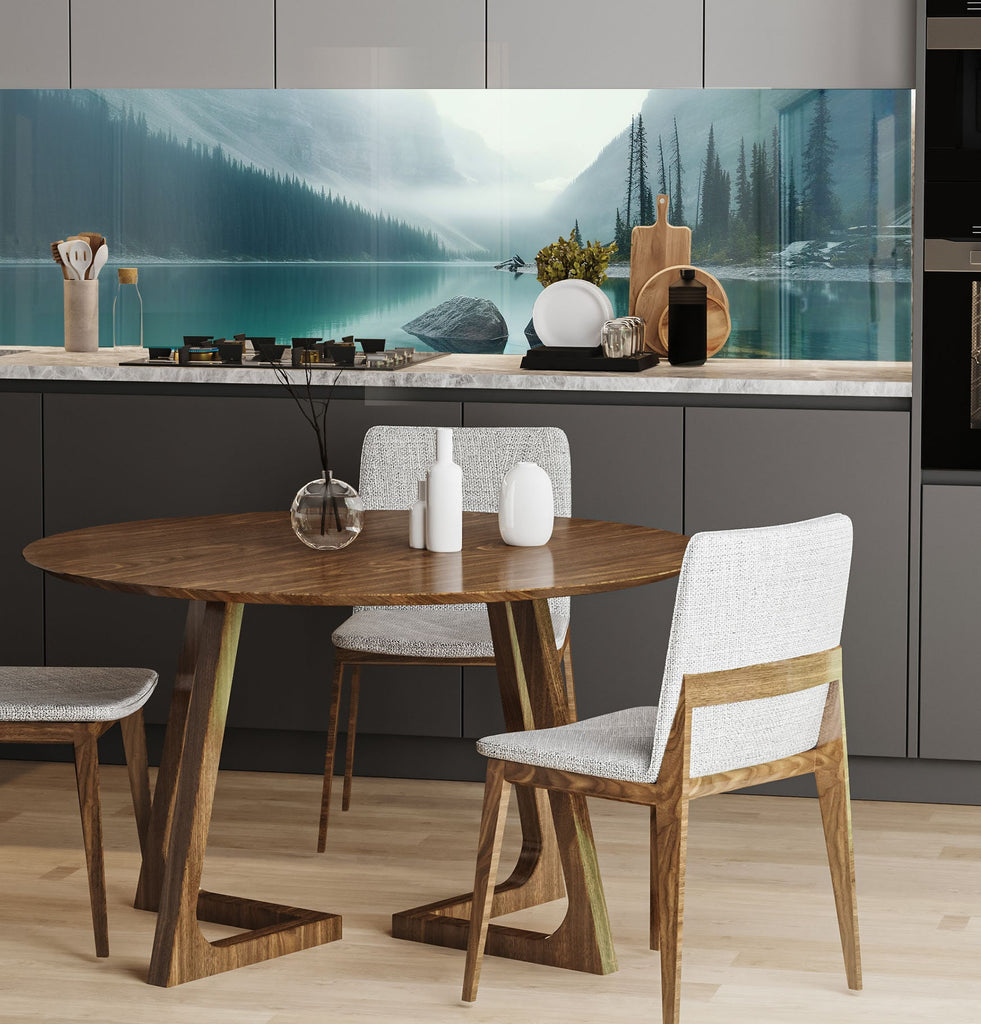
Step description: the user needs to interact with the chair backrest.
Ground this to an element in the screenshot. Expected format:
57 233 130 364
650 514 853 781
359 426 572 516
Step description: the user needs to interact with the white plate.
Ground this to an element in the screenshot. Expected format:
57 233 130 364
532 279 615 348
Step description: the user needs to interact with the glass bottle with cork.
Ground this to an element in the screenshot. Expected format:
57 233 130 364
113 268 143 352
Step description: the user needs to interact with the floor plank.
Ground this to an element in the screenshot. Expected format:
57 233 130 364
0 760 979 1023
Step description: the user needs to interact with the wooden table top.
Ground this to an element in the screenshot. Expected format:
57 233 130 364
23 510 689 606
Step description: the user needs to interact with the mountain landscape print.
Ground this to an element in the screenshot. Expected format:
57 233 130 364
0 88 911 358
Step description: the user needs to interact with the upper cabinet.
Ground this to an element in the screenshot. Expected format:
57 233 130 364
487 0 703 88
704 0 916 88
70 0 275 88
0 1 69 88
276 0 485 88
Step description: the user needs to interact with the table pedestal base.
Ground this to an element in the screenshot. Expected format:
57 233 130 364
393 600 618 977
138 600 342 987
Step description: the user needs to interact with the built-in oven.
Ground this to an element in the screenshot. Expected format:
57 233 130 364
921 4 981 468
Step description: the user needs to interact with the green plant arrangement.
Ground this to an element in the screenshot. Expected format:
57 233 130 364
535 229 617 287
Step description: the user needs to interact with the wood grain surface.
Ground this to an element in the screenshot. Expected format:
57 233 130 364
628 194 692 317
23 511 688 606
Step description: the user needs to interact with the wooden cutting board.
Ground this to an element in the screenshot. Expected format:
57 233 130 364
628 194 691 316
635 265 731 358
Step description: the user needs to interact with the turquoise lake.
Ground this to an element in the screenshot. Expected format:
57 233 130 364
0 262 911 361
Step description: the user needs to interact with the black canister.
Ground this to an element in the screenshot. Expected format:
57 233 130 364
667 268 707 366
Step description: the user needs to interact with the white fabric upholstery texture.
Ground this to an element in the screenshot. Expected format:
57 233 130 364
333 425 573 656
0 666 158 722
477 514 852 783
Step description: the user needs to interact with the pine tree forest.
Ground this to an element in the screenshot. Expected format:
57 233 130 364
608 91 855 264
0 91 445 261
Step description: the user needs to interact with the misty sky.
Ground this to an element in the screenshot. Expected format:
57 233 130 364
428 90 648 194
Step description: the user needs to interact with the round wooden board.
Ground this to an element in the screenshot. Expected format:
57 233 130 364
635 265 730 357
657 296 732 358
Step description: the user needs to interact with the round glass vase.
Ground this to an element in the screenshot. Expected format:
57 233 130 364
290 471 365 550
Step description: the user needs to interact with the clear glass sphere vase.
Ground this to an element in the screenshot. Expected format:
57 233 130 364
290 471 365 550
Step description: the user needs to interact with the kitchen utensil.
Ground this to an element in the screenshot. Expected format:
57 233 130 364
182 335 214 345
657 297 732 358
51 241 70 279
88 243 108 280
628 194 692 316
57 241 80 280
64 239 93 282
358 338 386 352
635 265 730 357
532 279 615 347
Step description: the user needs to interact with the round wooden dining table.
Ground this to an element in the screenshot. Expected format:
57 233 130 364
24 510 688 987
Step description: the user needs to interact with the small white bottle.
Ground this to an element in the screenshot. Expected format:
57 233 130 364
409 478 427 549
425 427 463 552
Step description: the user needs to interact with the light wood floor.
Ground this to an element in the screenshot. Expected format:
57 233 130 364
0 759 979 1024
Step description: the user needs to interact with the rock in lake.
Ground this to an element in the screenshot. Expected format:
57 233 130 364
402 296 508 354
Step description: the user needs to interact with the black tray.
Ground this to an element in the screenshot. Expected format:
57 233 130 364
520 345 658 372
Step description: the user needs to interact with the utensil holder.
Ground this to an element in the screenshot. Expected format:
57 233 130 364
64 279 99 352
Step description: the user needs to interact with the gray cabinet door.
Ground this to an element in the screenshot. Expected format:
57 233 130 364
487 0 703 88
42 393 461 740
0 394 43 664
920 486 981 761
0 1 70 87
70 0 275 87
461 402 683 738
684 407 910 757
277 0 485 88
704 0 915 88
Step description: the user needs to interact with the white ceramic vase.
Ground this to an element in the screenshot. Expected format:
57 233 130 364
499 461 554 546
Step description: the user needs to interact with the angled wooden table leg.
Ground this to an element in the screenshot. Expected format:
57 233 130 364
145 600 340 987
392 599 617 976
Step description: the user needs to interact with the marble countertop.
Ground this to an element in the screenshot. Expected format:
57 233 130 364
0 347 912 398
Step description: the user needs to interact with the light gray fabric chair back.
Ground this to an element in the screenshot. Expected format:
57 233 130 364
359 426 572 516
650 513 853 781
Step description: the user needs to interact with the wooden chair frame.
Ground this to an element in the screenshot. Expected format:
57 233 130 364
318 633 576 852
462 646 861 1024
0 709 152 957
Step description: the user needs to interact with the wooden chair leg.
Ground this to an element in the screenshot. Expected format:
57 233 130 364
317 660 346 853
342 666 361 812
119 708 152 857
650 804 660 951
815 743 862 991
73 723 109 958
462 759 512 1002
653 797 689 1024
560 638 577 721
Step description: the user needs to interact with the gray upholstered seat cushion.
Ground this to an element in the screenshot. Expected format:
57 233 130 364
0 666 158 722
333 597 570 659
477 706 659 783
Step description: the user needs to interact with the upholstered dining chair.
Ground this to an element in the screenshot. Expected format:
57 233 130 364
462 514 860 1024
0 665 158 957
318 425 574 852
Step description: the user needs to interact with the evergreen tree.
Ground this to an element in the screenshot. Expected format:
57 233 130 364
671 117 684 225
657 135 669 196
573 219 583 247
786 158 800 243
635 114 653 224
801 90 840 240
735 137 749 228
624 116 636 232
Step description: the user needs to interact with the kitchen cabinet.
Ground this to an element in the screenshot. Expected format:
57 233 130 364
276 0 485 88
41 392 462 739
684 407 910 758
0 1 70 88
460 402 683 737
704 0 916 88
919 485 981 761
486 0 703 88
70 0 275 88
0 394 43 664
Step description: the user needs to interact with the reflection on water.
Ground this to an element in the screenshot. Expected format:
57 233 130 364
0 262 911 361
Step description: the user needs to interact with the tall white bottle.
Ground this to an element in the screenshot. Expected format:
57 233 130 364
425 428 462 552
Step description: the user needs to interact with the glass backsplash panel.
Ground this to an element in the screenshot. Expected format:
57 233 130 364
0 88 911 359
